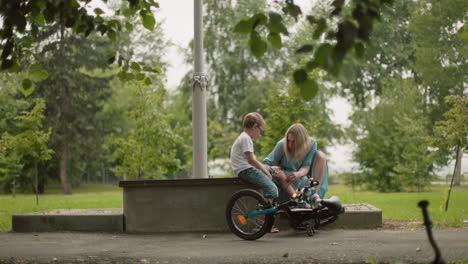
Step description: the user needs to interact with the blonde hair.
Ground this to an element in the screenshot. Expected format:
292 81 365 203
283 123 311 163
242 112 265 129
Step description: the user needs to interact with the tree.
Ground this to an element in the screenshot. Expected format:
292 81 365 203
111 83 181 179
98 8 174 179
259 78 341 158
410 0 467 120
31 31 113 194
350 79 434 192
432 96 468 210
0 0 159 83
338 0 415 106
204 0 289 127
0 73 30 134
336 0 466 187
410 0 468 177
0 99 53 197
233 0 395 98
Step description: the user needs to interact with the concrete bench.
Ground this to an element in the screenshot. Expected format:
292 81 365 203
119 178 251 232
119 178 382 233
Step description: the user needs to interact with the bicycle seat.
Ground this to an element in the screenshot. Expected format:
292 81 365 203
321 196 343 212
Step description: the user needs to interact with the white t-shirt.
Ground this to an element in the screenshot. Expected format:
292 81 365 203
230 131 254 175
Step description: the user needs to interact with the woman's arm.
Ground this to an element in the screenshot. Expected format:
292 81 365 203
286 166 310 183
263 140 284 166
286 139 316 183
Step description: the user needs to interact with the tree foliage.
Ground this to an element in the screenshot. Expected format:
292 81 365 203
0 0 161 89
0 99 53 193
433 96 468 160
350 80 434 192
410 0 468 123
234 0 394 98
29 31 113 194
204 0 289 126
259 78 341 158
339 0 466 191
338 0 414 106
111 84 181 179
433 95 468 209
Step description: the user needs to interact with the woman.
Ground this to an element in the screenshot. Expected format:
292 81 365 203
263 123 329 205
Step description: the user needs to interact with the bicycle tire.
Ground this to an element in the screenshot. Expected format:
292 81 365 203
225 189 274 240
314 208 341 229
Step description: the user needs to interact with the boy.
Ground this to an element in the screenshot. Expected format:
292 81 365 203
230 112 278 200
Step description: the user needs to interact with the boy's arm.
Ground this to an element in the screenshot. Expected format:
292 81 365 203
245 152 273 180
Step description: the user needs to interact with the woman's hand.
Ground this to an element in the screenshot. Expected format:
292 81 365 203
286 172 300 183
271 166 281 173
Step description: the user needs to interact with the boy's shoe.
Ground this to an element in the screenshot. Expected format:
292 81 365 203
256 215 280 233
270 226 279 233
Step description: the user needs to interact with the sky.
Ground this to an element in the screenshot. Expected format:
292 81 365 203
90 0 466 175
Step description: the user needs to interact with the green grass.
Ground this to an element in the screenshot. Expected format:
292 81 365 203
327 184 468 228
0 184 467 232
0 184 122 232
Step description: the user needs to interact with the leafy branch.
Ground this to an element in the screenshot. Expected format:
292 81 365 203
233 0 394 99
0 0 161 93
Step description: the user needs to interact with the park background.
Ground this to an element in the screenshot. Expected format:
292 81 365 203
0 0 467 231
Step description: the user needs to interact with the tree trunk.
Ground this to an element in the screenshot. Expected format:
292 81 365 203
34 161 39 205
454 147 462 186
445 144 460 211
59 144 72 194
38 171 45 194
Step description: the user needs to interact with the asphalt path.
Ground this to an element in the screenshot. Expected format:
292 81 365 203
1 229 467 264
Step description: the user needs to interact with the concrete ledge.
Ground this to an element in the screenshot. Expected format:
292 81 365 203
119 178 249 187
12 209 124 233
120 178 383 232
329 203 382 229
12 179 382 233
120 178 253 233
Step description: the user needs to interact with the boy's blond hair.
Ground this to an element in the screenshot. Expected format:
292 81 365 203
284 123 312 163
243 112 265 129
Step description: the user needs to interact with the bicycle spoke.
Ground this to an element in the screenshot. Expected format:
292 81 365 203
238 197 251 213
230 195 265 234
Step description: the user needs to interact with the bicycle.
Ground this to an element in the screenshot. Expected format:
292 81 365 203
226 178 345 240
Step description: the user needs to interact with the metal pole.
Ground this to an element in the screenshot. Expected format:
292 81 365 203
192 0 208 178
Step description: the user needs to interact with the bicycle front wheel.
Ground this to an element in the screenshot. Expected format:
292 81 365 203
225 189 274 240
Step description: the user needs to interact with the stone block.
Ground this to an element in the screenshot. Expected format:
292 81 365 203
12 209 124 232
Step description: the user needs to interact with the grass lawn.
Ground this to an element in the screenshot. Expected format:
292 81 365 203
0 183 467 232
327 184 468 228
0 184 122 232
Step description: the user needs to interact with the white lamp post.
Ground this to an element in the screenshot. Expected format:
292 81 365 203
192 0 208 178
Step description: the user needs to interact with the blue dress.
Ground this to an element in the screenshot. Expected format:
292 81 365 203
263 138 329 202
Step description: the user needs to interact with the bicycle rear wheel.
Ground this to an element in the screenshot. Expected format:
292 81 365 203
225 189 274 240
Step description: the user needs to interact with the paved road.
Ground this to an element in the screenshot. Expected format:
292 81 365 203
1 229 467 264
